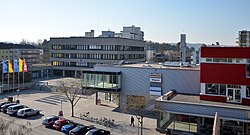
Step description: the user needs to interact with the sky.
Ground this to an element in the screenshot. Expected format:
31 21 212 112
0 0 250 45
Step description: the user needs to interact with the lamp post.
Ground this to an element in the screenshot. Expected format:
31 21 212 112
136 116 140 135
60 100 62 111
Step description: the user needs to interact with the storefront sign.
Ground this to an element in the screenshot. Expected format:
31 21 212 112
150 73 162 96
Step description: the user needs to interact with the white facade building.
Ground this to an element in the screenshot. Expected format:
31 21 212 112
238 30 250 47
121 25 144 41
85 30 95 37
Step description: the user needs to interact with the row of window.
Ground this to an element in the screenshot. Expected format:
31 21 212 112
205 84 226 95
52 45 144 51
206 58 250 63
51 53 145 60
205 84 250 97
51 61 99 68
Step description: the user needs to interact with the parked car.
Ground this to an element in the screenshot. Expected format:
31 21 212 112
42 115 60 128
85 129 110 135
0 101 10 111
61 122 78 134
53 118 70 131
1 103 17 113
17 108 40 117
69 125 95 135
7 104 28 116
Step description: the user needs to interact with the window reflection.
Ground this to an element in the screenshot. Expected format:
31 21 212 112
82 71 121 91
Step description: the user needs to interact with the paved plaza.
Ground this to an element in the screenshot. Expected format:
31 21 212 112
0 78 161 135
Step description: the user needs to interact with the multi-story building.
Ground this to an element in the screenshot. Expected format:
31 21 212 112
0 43 43 64
100 31 115 37
121 25 144 41
81 46 250 135
154 46 250 135
238 30 250 47
49 37 145 77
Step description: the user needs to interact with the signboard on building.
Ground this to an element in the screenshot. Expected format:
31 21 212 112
127 95 146 108
150 73 162 96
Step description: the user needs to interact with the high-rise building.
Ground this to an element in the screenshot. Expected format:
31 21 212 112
238 30 250 47
180 34 187 63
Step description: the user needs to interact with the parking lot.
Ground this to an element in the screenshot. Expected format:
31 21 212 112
0 78 160 135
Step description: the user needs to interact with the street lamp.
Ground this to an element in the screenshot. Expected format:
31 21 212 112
59 100 63 117
136 116 140 135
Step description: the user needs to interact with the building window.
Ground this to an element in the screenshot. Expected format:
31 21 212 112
247 86 250 97
247 64 250 78
205 84 218 94
219 84 226 95
206 58 212 62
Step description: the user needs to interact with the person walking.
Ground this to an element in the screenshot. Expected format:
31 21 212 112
130 116 134 126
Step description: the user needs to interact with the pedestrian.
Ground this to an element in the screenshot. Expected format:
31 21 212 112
130 116 134 126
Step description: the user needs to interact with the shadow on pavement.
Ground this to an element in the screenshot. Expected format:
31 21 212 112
18 113 44 120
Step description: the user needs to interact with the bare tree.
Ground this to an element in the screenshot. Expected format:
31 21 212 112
55 79 84 117
126 95 146 135
0 118 32 135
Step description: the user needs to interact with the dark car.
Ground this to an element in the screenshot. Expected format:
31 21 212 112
1 103 17 113
85 129 110 135
53 118 70 131
0 102 10 111
42 115 60 128
69 125 95 135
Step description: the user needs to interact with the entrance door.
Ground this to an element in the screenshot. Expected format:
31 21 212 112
227 89 241 103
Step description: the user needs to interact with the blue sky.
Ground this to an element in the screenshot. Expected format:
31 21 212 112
0 0 250 45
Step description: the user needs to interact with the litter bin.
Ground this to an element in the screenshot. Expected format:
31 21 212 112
16 100 20 104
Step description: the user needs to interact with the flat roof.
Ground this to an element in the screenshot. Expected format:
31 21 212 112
158 94 250 110
114 63 200 71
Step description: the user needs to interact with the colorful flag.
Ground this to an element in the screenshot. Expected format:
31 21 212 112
19 58 23 72
2 60 8 73
14 59 19 73
8 60 14 73
23 59 28 72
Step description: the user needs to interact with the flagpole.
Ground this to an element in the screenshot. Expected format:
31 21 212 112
8 69 9 93
23 58 25 90
13 72 14 92
18 70 20 90
1 72 3 94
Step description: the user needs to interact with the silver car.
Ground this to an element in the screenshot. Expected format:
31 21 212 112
7 104 28 116
17 108 40 117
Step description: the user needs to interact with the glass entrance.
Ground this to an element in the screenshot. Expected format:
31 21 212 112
227 89 241 103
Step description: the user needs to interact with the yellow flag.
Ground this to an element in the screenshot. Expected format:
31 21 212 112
8 60 14 73
19 58 23 72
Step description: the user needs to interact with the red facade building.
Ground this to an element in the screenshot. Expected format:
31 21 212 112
200 47 250 105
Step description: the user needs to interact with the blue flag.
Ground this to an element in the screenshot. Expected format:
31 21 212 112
14 59 19 72
2 60 8 73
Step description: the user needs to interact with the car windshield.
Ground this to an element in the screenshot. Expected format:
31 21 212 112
72 126 83 132
55 121 60 125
